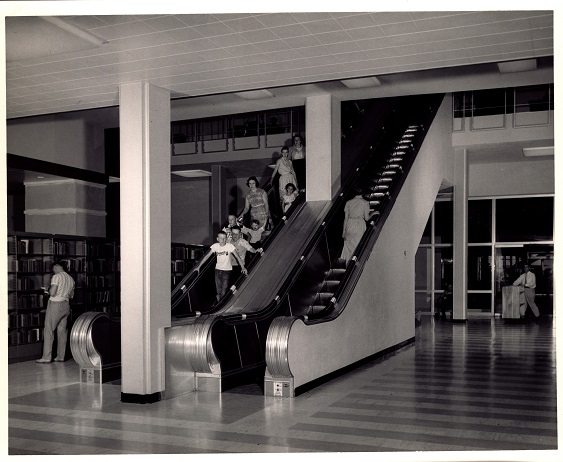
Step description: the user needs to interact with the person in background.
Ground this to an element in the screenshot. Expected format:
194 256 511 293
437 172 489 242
222 214 240 242
241 219 266 250
282 183 298 213
209 231 247 306
271 146 298 204
513 264 541 321
435 284 453 319
230 226 262 280
239 176 270 229
340 186 372 262
36 261 75 363
289 134 306 189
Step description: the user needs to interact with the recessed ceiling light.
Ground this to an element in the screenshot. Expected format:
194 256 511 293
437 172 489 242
37 176 44 179
497 59 537 74
234 89 274 100
341 77 381 89
172 170 212 178
522 146 554 157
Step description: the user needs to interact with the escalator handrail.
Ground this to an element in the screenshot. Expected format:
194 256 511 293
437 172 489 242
220 96 444 325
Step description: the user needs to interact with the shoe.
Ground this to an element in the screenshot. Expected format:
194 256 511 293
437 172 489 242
35 358 51 364
54 357 65 362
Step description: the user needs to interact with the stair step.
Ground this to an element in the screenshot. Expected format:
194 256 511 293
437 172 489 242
322 280 340 291
310 305 326 315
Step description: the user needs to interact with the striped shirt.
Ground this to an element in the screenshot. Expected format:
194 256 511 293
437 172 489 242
50 271 75 302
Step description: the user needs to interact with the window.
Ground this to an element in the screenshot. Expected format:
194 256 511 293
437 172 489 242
496 197 553 242
468 246 492 290
468 199 492 243
434 201 453 244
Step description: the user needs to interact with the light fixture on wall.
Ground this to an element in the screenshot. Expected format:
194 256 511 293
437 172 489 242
497 59 537 74
234 89 274 100
522 146 554 157
341 76 381 88
171 170 212 178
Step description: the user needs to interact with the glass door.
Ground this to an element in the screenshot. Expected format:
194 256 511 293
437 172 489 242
494 244 553 316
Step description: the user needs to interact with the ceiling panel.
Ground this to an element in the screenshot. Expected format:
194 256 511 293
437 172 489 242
4 10 554 119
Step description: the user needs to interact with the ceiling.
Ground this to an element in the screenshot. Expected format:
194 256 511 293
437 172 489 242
4 9 555 193
5 10 554 119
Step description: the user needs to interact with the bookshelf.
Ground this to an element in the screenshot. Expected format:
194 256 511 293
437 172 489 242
171 243 207 288
7 232 120 363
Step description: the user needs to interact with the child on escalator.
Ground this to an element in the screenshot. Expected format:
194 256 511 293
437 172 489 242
241 219 266 250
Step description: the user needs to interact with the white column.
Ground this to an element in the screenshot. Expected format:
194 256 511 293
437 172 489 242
305 94 341 201
119 82 171 401
453 148 468 321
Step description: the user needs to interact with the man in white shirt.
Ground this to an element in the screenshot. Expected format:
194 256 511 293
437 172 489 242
36 261 75 363
513 264 540 320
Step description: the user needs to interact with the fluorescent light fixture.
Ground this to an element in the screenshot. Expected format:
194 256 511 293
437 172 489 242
522 146 554 157
341 77 381 89
172 170 212 178
234 89 274 99
497 59 537 74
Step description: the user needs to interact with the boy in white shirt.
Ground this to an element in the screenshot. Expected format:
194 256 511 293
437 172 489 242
210 231 247 305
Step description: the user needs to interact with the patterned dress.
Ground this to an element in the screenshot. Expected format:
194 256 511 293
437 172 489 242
246 188 269 228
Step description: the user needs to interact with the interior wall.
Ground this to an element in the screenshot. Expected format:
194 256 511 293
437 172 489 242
469 159 554 197
7 109 118 173
171 178 212 246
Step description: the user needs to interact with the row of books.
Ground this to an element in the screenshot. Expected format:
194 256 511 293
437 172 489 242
9 258 50 273
14 294 47 309
87 290 112 304
8 312 46 329
171 260 195 273
9 238 49 255
171 246 206 261
8 237 117 258
9 328 43 346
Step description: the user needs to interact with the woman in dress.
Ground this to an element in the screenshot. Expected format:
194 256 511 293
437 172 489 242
239 176 270 229
289 134 306 189
271 146 298 202
340 186 372 261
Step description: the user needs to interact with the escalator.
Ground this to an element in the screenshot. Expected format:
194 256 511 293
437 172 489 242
165 94 445 396
170 179 304 319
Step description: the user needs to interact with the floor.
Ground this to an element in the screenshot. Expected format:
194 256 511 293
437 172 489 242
7 315 558 457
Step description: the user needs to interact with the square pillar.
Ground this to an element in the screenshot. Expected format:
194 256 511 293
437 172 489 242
119 82 171 402
305 94 341 201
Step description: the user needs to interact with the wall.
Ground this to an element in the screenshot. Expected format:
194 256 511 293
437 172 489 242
286 95 452 389
469 159 554 197
7 108 118 173
171 178 211 246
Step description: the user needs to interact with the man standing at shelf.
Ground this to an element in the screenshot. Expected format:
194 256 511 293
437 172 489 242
36 261 75 363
